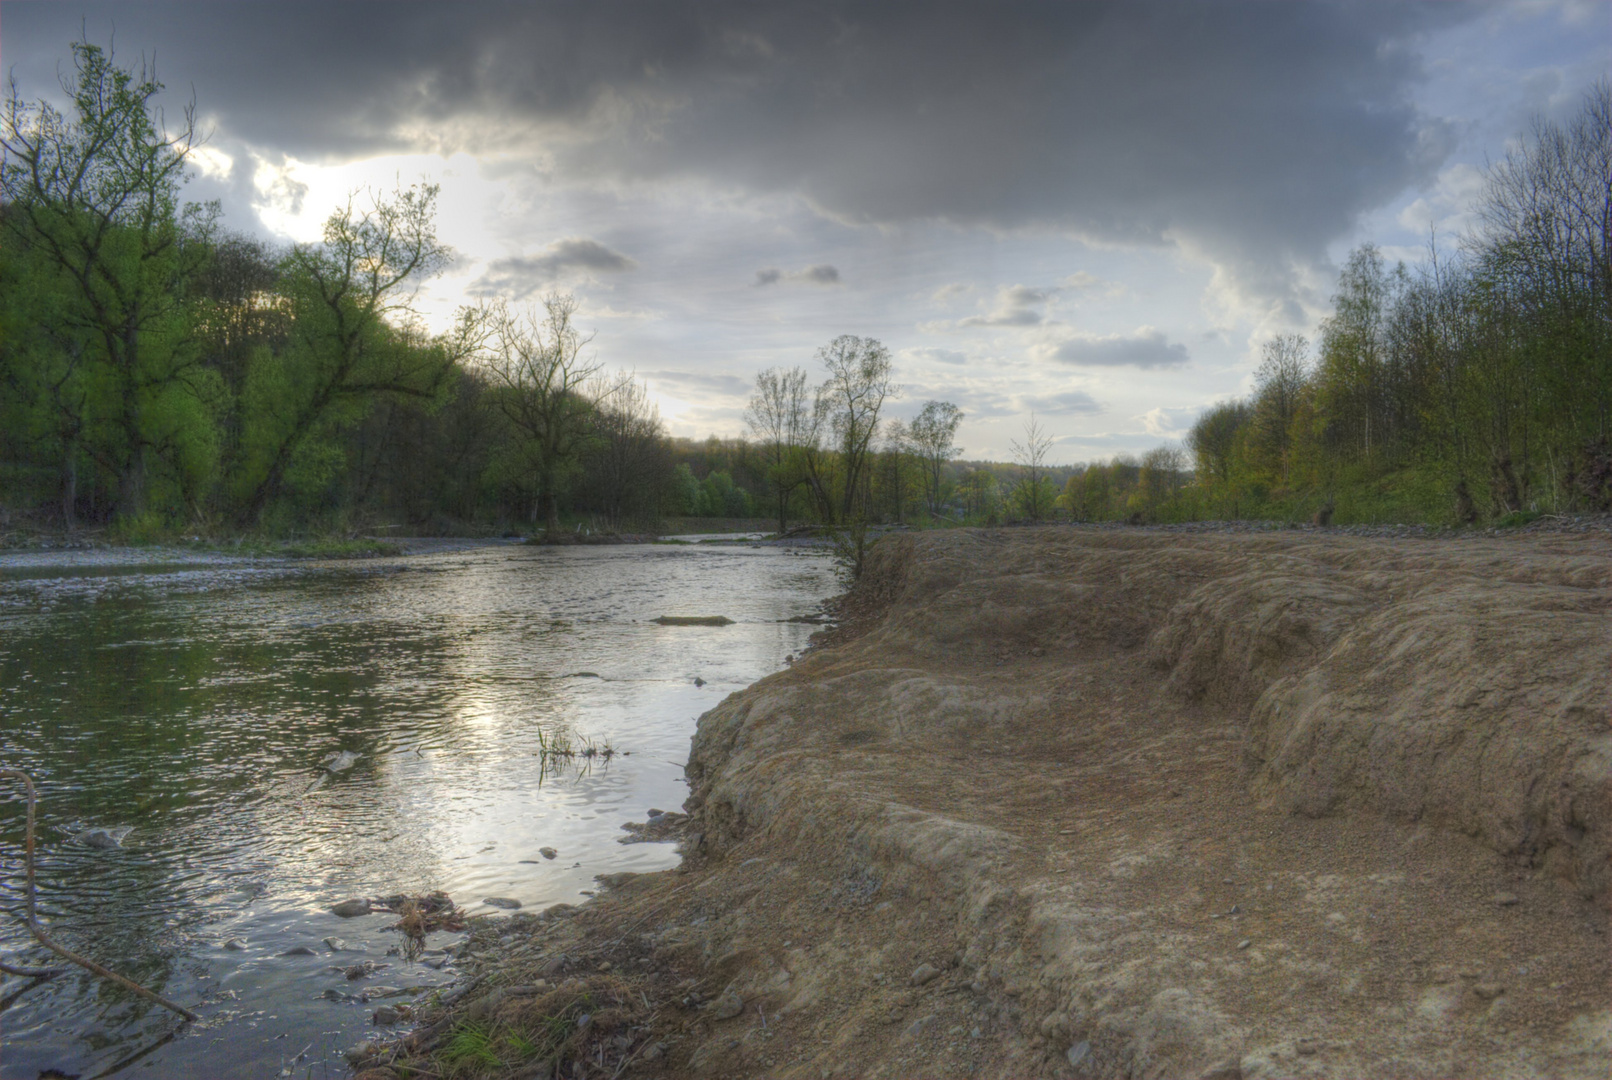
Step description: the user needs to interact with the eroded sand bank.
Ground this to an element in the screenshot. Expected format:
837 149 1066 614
372 526 1611 1080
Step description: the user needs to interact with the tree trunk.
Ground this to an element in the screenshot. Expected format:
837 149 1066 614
117 447 146 521
61 450 77 531
538 462 560 539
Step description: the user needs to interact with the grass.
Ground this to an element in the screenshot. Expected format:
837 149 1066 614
535 728 618 785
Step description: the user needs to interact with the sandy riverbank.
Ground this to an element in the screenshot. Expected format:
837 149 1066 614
363 525 1610 1080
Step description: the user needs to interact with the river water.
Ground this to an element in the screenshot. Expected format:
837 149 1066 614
0 539 839 1079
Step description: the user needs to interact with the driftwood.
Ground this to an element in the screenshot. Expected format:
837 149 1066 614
0 769 198 1022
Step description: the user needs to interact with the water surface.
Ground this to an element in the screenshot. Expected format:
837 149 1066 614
0 540 838 1078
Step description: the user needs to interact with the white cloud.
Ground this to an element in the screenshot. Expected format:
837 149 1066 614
1138 405 1199 437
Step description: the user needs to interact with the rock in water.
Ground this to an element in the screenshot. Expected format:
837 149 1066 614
332 898 372 917
325 750 360 773
323 936 352 951
652 615 733 626
484 897 522 909
283 945 318 956
223 937 247 951
77 826 132 849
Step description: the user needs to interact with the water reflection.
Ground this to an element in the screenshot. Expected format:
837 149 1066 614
0 542 838 1078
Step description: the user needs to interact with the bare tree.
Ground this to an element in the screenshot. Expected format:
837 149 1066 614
585 372 668 529
485 294 601 538
745 366 813 533
908 400 964 517
818 335 896 522
1009 413 1055 521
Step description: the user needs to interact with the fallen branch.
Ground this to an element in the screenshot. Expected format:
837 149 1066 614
0 769 199 1022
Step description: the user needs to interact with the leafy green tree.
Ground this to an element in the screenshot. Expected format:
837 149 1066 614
2 39 213 518
232 183 480 524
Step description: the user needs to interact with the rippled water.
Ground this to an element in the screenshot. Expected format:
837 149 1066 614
0 540 838 1079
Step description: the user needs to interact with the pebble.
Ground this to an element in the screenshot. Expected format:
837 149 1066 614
1492 892 1520 907
1066 1041 1091 1067
911 963 941 986
484 897 522 909
1473 983 1506 1000
331 898 372 918
709 989 745 1020
539 847 558 860
1237 939 1252 950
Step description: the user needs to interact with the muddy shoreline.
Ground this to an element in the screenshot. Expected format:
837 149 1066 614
361 525 1610 1080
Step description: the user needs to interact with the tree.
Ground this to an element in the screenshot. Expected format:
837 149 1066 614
1249 334 1309 483
486 294 602 537
1188 400 1250 491
1137 444 1187 516
232 183 478 523
1009 413 1055 521
908 400 964 517
582 372 670 528
817 335 895 522
2 39 209 518
745 366 813 533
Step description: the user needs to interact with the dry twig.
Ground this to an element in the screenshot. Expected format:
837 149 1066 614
0 768 199 1021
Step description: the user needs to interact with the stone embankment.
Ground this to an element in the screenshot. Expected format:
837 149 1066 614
375 526 1610 1080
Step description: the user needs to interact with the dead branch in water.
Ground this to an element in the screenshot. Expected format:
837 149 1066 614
0 769 199 1022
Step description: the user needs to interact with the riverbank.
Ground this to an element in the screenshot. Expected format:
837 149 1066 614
361 524 1611 1080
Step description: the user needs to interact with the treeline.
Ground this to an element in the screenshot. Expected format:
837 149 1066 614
0 42 690 537
1176 83 1611 526
0 40 981 541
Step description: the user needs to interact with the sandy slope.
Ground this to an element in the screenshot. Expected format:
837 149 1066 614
381 526 1611 1080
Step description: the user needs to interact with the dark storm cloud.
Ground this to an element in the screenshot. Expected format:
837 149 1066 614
8 2 1473 298
468 238 635 298
1034 329 1189 369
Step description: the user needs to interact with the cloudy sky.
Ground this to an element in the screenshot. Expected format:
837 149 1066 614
4 2 1607 460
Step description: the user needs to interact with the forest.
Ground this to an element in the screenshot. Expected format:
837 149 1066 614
2 43 1606 540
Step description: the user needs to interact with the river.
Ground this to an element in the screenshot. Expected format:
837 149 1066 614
0 538 839 1079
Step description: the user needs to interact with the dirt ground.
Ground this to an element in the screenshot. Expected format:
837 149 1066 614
365 526 1611 1080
